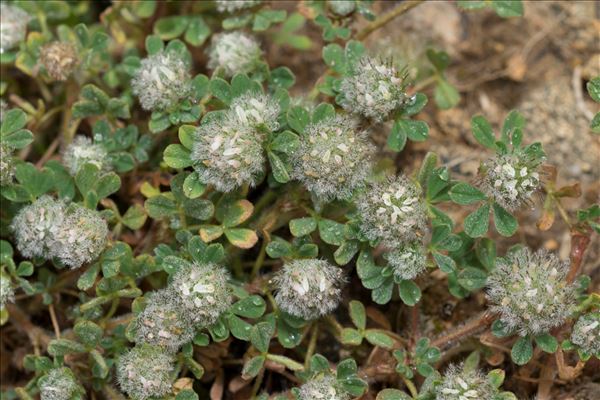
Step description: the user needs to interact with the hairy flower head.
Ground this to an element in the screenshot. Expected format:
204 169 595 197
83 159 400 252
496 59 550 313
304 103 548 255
38 367 84 400
207 31 262 78
486 248 576 336
11 196 65 259
329 0 356 16
50 204 108 269
384 240 428 281
339 56 408 122
215 0 261 13
230 92 280 131
274 259 345 320
40 41 79 81
0 272 14 309
571 312 600 358
0 4 30 53
62 135 109 176
291 115 374 202
0 143 15 186
357 175 427 247
480 152 544 211
131 50 192 111
297 374 349 400
133 289 195 352
171 262 232 327
436 364 496 400
191 114 265 192
117 344 175 400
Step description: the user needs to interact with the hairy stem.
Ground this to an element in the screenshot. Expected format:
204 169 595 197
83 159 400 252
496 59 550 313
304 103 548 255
354 0 425 41
431 311 496 349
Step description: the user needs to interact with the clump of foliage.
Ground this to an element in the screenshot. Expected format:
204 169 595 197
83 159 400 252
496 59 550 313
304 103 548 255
0 1 598 400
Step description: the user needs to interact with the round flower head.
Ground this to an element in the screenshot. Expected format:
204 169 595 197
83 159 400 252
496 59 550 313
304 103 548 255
436 364 496 400
291 115 374 202
207 31 262 78
171 262 232 327
486 248 576 336
131 50 192 111
38 367 84 400
297 375 349 400
384 240 428 281
357 175 427 247
50 204 108 269
215 0 261 13
11 196 65 260
274 259 345 320
0 4 30 53
191 114 265 192
39 41 79 81
339 56 409 122
133 289 195 352
0 273 14 309
230 92 280 131
62 135 109 176
480 152 544 212
117 344 175 400
329 0 356 16
1 142 15 186
571 312 600 358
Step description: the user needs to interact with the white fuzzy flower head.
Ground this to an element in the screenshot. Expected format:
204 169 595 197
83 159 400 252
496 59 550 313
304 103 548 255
481 153 543 211
11 196 65 259
117 344 175 400
207 31 262 78
329 0 356 16
274 259 345 320
39 41 79 81
171 262 232 327
191 114 265 192
0 273 14 309
571 312 600 357
486 248 576 336
384 240 428 281
340 57 409 122
0 4 30 54
38 367 84 400
1 142 15 186
357 175 427 247
297 375 349 400
215 0 261 13
133 289 195 352
62 135 109 176
230 92 280 131
131 51 192 111
436 364 495 400
50 204 108 269
291 115 374 202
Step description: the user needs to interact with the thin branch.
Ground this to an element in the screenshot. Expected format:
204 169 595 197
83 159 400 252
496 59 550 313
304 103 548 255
48 303 61 338
354 0 424 41
431 311 496 349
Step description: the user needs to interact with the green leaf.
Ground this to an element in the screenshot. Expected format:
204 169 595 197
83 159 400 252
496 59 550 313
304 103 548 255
487 369 506 388
388 119 407 152
534 333 558 353
333 240 359 266
587 77 600 103
349 300 366 330
476 238 496 271
182 198 214 220
74 320 103 347
287 106 310 133
434 78 460 109
75 163 99 195
591 112 600 133
1 109 27 135
178 125 196 150
145 195 178 219
225 228 258 249
491 320 514 338
267 151 290 183
471 115 496 149
318 219 345 245
154 16 189 40
322 43 345 73
341 328 363 345
47 339 86 356
457 267 487 291
250 320 275 353
266 236 292 258
398 280 421 306
433 252 456 273
15 163 54 199
122 204 147 229
231 295 266 319
449 182 487 205
376 389 413 400
502 110 525 138
402 93 428 116
242 355 265 379
184 16 210 46
289 217 317 237
95 173 121 199
336 358 358 380
511 336 533 365
491 0 524 17
2 128 33 149
164 144 192 169
270 130 299 154
222 199 254 227
183 171 206 199
209 78 232 105
492 203 518 237
365 330 394 349
397 119 429 142
16 261 34 277
269 66 295 89
464 203 490 238
426 49 450 71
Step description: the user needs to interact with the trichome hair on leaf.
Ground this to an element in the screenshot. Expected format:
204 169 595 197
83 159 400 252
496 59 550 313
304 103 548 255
116 344 175 400
384 240 428 281
230 92 280 131
570 312 600 358
207 31 263 78
38 367 84 400
62 135 109 176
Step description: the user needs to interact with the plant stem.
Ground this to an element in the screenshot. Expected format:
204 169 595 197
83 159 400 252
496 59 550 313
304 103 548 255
304 323 319 369
354 0 425 41
431 311 496 349
402 375 418 398
48 303 61 338
251 238 267 279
